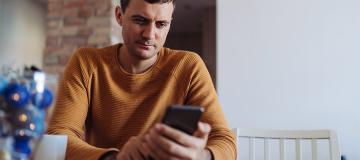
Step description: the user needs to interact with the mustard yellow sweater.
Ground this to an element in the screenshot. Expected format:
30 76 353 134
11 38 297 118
47 44 237 160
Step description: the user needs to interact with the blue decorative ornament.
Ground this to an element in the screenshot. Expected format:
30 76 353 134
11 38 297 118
4 83 30 108
0 75 8 94
14 137 32 156
1 68 54 159
30 109 45 135
32 88 53 109
10 108 45 138
10 109 32 127
37 109 46 120
30 115 45 135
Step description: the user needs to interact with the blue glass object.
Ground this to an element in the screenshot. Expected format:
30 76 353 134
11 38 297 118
0 76 8 94
1 68 53 159
14 137 31 156
32 88 53 109
10 108 45 138
10 109 32 127
4 83 30 108
31 115 45 135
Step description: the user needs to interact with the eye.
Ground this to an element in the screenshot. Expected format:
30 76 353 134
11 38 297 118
132 17 147 25
156 21 169 29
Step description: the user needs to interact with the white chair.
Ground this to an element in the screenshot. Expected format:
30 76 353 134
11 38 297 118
233 128 340 160
33 134 68 160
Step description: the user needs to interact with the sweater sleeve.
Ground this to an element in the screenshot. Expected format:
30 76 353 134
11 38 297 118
184 53 237 160
47 49 118 160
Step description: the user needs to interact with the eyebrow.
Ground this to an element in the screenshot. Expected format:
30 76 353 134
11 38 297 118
131 14 171 23
131 15 148 20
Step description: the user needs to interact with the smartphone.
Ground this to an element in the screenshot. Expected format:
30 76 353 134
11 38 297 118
161 105 204 135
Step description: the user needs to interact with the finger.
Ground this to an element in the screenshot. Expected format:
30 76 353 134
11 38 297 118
116 152 130 160
156 123 201 147
139 137 152 159
193 122 211 138
144 134 174 160
129 149 143 160
148 127 192 158
143 133 163 159
117 137 142 160
138 142 151 159
129 137 148 160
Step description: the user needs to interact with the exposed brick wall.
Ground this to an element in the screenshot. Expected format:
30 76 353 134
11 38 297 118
44 0 119 77
43 0 121 119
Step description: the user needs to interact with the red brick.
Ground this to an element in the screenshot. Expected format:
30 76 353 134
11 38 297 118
47 28 62 36
94 27 110 35
62 26 79 36
44 54 59 65
48 0 62 2
43 66 65 75
88 35 110 45
93 0 110 8
62 36 87 46
47 11 62 18
64 0 85 8
63 8 79 17
58 54 72 65
47 18 62 28
48 2 62 12
46 36 61 47
96 5 111 16
78 27 93 36
87 17 110 27
44 46 62 55
64 17 86 26
79 6 93 18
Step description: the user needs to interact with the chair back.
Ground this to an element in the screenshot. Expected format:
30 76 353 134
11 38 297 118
233 128 340 160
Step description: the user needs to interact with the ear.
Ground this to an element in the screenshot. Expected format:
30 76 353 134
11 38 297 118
115 6 123 26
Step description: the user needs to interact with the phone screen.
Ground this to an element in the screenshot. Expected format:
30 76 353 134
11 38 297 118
161 105 204 135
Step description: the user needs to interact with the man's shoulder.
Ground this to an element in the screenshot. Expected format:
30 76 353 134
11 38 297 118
159 48 205 77
72 44 118 65
75 44 117 57
162 47 202 64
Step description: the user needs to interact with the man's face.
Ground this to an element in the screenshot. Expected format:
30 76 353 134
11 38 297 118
116 0 174 60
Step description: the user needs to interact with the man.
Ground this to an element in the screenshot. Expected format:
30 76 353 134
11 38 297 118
47 0 237 159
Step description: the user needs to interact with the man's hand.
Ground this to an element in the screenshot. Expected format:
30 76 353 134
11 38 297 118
115 136 150 160
142 122 213 160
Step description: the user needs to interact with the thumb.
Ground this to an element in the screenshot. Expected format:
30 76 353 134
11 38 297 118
193 122 211 138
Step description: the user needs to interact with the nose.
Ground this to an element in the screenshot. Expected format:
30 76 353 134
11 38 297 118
142 23 156 40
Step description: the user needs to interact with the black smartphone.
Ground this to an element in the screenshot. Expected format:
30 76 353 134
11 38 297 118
161 105 204 135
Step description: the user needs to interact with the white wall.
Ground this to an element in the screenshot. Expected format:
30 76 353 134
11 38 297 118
0 0 46 68
218 0 360 159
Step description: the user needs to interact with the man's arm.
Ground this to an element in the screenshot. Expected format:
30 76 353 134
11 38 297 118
182 53 237 160
47 49 118 160
141 53 236 160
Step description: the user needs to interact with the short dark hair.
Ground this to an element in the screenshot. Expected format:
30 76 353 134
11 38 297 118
120 0 176 13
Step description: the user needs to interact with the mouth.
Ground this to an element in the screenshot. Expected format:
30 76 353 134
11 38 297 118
136 41 154 49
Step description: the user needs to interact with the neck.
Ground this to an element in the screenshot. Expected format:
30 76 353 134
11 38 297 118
119 46 158 74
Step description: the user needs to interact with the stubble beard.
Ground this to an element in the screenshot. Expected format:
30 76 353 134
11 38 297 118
131 44 158 60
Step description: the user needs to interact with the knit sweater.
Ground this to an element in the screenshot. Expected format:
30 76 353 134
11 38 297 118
47 44 237 160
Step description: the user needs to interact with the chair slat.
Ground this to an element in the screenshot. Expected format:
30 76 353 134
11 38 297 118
280 139 285 160
311 139 317 160
265 138 270 160
250 137 255 160
329 131 341 160
296 139 302 160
